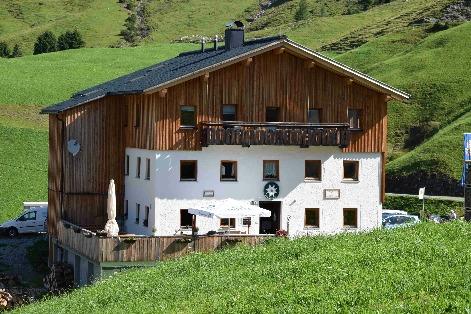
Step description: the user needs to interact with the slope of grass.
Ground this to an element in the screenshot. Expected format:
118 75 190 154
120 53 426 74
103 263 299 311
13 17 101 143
0 43 194 106
0 125 48 223
15 223 471 313
0 0 127 53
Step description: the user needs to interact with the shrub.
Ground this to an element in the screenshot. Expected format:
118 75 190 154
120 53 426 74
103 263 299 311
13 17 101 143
57 30 85 51
0 42 10 58
121 14 138 43
10 44 23 58
33 31 57 55
294 0 309 21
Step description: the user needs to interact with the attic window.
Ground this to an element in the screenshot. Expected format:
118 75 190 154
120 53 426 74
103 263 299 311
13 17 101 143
180 105 196 128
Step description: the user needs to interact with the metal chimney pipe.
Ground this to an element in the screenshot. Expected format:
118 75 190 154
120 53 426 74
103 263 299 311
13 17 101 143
214 35 218 51
201 38 206 52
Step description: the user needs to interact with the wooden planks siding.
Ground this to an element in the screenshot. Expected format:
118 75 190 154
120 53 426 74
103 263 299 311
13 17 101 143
124 50 388 153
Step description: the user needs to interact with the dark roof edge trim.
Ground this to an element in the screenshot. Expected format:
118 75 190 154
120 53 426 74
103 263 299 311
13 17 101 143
40 94 106 114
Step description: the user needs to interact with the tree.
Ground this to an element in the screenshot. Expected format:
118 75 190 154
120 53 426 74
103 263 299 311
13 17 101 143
10 44 23 58
33 31 57 55
295 0 310 21
57 30 85 51
0 42 10 58
358 0 373 11
121 14 138 43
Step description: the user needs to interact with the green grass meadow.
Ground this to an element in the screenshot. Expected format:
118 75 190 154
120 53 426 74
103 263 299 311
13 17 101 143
14 223 471 313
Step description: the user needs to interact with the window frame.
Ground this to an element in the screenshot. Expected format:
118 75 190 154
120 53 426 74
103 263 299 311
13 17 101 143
135 203 140 224
145 158 151 180
304 208 320 228
124 200 129 220
220 160 238 181
347 108 362 130
136 157 141 178
125 155 129 176
265 107 280 122
220 218 236 229
263 160 280 181
305 160 322 181
307 108 322 124
144 206 150 227
343 208 358 229
221 104 237 122
343 160 359 181
180 160 198 181
180 105 196 128
180 209 194 229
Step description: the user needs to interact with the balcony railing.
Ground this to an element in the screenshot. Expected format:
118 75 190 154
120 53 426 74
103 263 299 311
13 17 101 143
200 121 351 148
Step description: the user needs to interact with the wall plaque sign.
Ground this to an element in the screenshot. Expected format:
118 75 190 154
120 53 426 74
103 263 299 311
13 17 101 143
324 189 340 199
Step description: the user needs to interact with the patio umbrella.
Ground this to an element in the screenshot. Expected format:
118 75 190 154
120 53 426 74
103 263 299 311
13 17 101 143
189 199 271 219
104 179 119 237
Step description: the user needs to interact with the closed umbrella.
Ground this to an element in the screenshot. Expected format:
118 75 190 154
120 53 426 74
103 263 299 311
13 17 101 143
104 179 119 237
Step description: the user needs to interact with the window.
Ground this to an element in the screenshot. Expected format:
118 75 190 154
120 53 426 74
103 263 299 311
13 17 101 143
308 109 321 124
136 157 141 178
348 109 361 129
222 104 237 121
220 218 236 229
145 158 151 180
125 155 129 176
263 160 279 181
220 161 237 181
305 160 322 181
180 105 196 127
19 211 36 221
135 204 140 224
124 200 128 220
144 206 150 227
305 208 320 228
266 107 280 122
343 160 359 181
180 209 193 229
180 160 197 181
343 208 358 228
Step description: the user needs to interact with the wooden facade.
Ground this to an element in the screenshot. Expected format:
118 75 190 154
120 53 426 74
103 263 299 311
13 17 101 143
48 47 389 236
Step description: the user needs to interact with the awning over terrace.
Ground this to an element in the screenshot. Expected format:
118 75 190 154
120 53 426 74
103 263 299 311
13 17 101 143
188 200 271 219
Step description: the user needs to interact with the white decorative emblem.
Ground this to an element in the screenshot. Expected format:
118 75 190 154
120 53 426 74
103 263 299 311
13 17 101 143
264 182 279 200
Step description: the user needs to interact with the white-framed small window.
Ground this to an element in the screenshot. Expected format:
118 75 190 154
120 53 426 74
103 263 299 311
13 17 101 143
135 203 140 224
136 157 141 178
124 200 128 220
144 206 150 227
125 155 130 176
145 158 151 180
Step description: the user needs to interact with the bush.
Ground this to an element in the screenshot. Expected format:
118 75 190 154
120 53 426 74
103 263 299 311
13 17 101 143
10 44 23 58
294 0 309 21
384 194 463 217
404 121 440 149
121 14 138 43
0 42 10 58
57 30 85 51
33 31 57 55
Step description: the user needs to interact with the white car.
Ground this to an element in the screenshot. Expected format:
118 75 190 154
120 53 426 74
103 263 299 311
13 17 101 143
0 206 48 237
382 209 408 220
382 214 420 229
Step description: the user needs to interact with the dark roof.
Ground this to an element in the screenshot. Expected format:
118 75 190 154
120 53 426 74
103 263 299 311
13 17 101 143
41 35 286 114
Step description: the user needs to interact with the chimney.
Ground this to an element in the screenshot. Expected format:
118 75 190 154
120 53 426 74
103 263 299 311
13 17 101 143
214 35 218 51
200 38 206 52
224 21 245 50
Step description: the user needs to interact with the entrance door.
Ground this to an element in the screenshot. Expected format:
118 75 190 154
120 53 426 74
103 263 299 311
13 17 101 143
259 201 281 234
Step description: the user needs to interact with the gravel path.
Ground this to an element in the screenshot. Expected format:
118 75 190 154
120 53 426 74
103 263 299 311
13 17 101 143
0 234 47 286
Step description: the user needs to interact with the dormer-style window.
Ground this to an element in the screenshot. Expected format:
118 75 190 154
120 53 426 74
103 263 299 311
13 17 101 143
348 109 361 129
181 105 196 128
308 109 321 124
266 107 280 122
222 104 237 121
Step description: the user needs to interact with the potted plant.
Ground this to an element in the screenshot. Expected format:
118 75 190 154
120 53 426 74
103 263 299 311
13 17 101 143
152 226 158 237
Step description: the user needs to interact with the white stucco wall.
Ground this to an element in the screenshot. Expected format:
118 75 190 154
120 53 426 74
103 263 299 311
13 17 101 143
124 146 382 236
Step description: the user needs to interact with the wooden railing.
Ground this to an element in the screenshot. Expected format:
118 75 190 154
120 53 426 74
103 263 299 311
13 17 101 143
200 121 351 148
56 221 272 263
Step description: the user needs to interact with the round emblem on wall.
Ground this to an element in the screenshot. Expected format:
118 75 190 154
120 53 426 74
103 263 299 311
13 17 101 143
264 181 279 200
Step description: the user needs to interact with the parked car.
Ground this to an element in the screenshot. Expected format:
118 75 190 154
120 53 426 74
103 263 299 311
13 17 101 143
0 206 48 237
382 209 408 220
382 214 420 229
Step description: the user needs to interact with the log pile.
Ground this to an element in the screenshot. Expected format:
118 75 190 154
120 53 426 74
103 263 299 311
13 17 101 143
0 274 28 310
43 263 74 294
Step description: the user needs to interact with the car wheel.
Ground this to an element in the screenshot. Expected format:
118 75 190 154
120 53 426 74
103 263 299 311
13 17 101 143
8 227 18 238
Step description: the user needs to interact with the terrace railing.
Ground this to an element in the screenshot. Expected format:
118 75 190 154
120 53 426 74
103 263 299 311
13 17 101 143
200 121 351 148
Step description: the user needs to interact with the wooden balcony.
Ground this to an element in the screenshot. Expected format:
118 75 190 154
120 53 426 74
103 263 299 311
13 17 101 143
200 121 351 148
56 220 272 263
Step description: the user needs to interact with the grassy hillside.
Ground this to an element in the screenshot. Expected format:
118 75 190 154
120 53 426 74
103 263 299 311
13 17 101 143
0 0 127 53
15 223 471 313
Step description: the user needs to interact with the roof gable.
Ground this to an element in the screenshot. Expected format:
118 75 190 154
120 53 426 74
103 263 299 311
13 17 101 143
41 36 409 114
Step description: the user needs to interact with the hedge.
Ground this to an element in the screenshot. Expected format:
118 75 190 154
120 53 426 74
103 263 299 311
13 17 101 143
384 194 464 217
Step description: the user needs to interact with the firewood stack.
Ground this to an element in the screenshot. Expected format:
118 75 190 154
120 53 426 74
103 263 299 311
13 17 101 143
0 274 26 310
43 263 74 294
